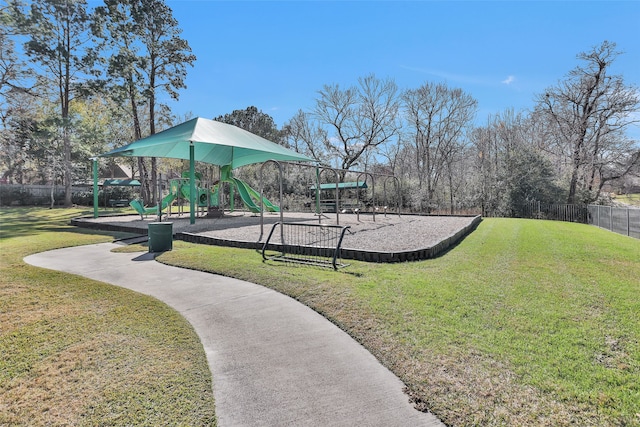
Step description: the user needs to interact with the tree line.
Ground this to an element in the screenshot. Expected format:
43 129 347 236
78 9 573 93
285 42 639 214
1 0 639 213
1 0 194 206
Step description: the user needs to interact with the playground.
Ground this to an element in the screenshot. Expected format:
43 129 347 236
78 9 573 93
77 211 480 263
88 117 480 265
89 160 479 265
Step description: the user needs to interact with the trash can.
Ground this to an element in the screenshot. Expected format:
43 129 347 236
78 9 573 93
148 222 173 252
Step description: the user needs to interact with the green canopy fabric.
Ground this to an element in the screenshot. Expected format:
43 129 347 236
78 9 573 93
102 179 141 186
100 117 314 168
310 182 368 190
96 117 315 224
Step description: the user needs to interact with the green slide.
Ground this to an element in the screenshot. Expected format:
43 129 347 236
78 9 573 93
217 164 279 213
230 178 261 213
239 179 280 212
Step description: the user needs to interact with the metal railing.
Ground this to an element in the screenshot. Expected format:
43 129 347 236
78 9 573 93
262 222 351 270
519 201 639 239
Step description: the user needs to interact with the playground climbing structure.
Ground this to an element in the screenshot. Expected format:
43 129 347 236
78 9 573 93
129 167 280 219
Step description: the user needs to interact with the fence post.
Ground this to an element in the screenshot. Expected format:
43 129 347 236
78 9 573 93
609 206 613 232
627 208 631 236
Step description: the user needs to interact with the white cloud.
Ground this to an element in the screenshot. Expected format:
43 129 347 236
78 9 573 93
502 75 516 85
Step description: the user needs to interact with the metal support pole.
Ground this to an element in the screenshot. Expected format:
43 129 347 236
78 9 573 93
318 167 340 225
627 208 630 236
357 172 376 222
315 166 320 216
157 173 162 222
189 143 196 225
609 206 612 232
383 175 402 218
259 160 284 242
92 157 98 218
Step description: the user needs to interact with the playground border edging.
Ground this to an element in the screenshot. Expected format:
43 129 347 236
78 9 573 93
70 216 148 235
70 215 482 264
339 214 482 263
177 215 482 263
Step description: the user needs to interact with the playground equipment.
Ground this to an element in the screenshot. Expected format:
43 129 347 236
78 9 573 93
310 181 368 213
96 117 314 224
175 172 218 209
262 222 351 270
129 167 280 219
129 172 212 219
219 165 279 214
129 192 176 220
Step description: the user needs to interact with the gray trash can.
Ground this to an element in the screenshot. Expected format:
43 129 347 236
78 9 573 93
148 222 173 252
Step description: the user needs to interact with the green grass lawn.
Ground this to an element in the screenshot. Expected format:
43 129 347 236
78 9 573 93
0 207 216 426
2 207 639 426
613 193 640 206
156 217 640 426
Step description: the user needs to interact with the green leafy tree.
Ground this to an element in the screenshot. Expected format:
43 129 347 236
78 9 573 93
471 110 564 216
7 0 95 206
92 0 149 201
214 106 284 143
214 106 285 193
0 13 35 122
0 111 36 184
92 0 195 204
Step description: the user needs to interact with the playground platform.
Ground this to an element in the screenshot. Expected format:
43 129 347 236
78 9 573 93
73 211 481 263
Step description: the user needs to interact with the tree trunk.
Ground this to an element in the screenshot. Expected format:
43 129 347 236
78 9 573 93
63 126 72 206
567 145 581 204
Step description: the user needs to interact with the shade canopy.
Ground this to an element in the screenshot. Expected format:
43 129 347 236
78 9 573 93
310 181 368 190
100 117 314 168
102 179 141 186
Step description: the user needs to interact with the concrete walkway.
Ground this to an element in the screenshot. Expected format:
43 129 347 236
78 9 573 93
25 243 443 427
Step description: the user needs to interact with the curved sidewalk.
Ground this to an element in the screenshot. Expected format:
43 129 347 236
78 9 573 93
25 243 443 427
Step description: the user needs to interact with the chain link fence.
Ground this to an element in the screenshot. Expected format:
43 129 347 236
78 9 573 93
517 201 639 239
587 205 640 239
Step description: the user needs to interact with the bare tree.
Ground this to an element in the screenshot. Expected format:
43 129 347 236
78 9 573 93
313 74 400 177
401 82 477 212
284 109 329 163
536 41 640 204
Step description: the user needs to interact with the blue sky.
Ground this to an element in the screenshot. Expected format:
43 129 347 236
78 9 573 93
164 0 640 136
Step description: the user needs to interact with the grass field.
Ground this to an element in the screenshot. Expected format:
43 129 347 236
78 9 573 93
2 207 639 426
156 217 640 426
0 207 216 426
613 193 640 206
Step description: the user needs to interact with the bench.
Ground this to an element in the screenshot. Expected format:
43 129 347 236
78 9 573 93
109 199 130 207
